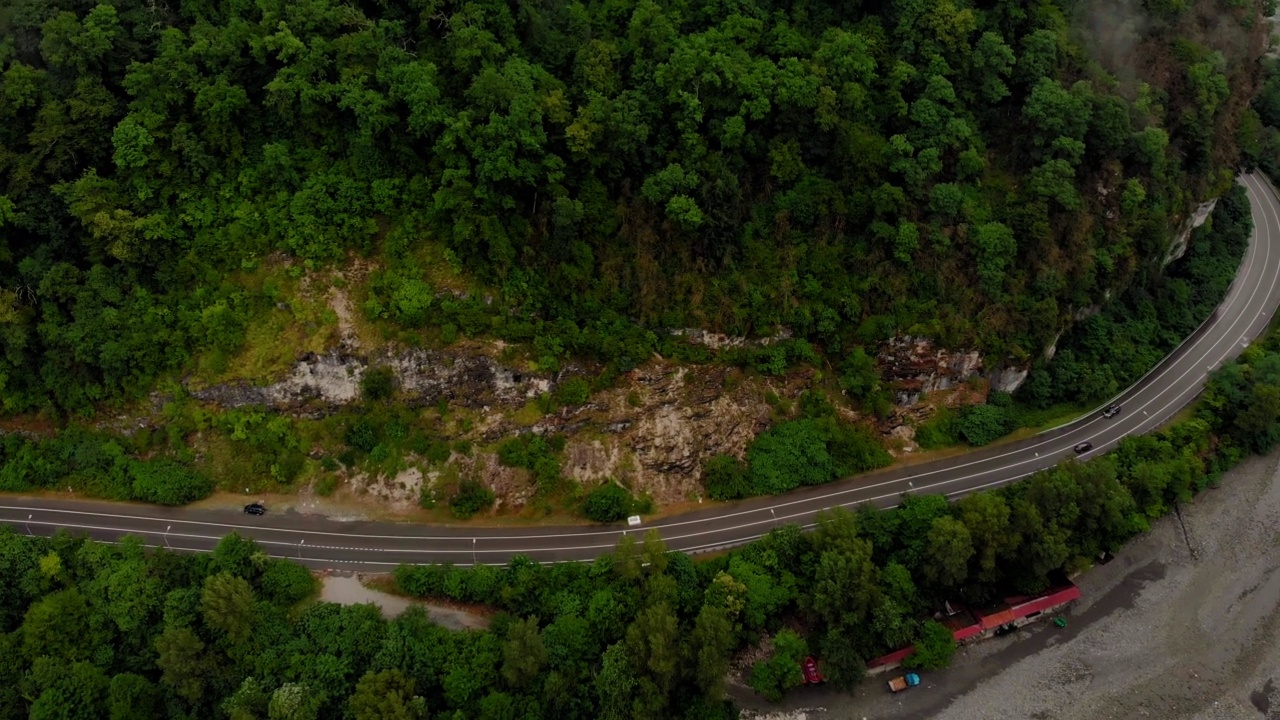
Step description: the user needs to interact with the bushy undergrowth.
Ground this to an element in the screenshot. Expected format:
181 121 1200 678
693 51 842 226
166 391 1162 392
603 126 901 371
703 392 892 500
0 428 213 505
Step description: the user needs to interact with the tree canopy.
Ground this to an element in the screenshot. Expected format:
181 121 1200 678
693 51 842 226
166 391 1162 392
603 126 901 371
0 0 1261 416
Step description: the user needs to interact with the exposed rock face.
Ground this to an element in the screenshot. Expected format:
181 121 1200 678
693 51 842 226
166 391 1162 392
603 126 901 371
878 336 986 406
525 364 791 503
876 335 1032 405
1043 331 1063 361
988 366 1030 393
189 345 550 414
1165 198 1218 265
188 342 810 505
667 327 792 350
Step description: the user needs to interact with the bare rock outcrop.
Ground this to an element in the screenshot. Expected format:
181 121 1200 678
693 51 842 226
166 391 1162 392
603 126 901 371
1165 198 1218 266
189 345 550 414
878 336 986 406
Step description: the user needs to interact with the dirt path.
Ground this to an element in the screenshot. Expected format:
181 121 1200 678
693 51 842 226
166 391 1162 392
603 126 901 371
740 449 1280 720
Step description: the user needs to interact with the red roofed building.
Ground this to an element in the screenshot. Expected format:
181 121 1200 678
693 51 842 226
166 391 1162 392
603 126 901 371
864 582 1080 674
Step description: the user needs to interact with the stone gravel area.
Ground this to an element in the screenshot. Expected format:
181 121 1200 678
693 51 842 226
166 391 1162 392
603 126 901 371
736 449 1280 720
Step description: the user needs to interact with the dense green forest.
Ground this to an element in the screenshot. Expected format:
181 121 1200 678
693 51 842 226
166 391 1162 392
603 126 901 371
4 326 1280 720
0 0 1266 416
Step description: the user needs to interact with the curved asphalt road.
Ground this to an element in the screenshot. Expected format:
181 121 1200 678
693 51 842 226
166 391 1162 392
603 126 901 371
5 174 1280 571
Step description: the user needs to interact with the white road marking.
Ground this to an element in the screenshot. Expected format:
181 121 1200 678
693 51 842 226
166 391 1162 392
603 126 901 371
4 176 1280 564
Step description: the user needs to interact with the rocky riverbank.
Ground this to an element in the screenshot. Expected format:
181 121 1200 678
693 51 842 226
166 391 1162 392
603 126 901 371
733 446 1280 719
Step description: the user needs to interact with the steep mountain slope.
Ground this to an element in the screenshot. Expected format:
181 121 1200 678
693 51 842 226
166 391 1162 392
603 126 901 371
0 0 1267 416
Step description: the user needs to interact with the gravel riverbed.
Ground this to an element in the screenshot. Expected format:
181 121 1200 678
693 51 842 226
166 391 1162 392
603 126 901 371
738 448 1280 720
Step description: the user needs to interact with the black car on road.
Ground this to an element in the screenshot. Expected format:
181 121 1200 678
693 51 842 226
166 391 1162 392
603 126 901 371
1073 441 1093 454
1102 404 1122 419
243 502 266 515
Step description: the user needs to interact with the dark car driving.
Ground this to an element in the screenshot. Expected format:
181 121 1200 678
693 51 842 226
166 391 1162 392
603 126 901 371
1102 404 1122 419
1073 441 1093 454
243 502 266 515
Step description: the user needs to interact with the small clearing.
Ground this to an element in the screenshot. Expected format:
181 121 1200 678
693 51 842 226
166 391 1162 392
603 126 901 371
318 572 490 631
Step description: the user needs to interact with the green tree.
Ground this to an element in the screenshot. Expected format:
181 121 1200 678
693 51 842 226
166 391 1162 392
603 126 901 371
222 677 270 720
748 629 807 702
595 643 638 720
201 572 255 642
501 616 548 688
22 589 92 661
920 516 974 589
688 605 735 700
903 620 957 670
584 482 633 522
267 683 320 720
622 602 681 719
348 670 428 720
818 629 867 691
107 673 161 720
810 540 879 631
155 625 208 704
956 492 1016 583
258 561 316 607
27 659 110 720
973 222 1017 295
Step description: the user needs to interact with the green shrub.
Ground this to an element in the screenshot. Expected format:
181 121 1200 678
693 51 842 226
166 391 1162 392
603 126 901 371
418 485 438 509
798 390 836 419
346 417 380 453
423 439 452 464
747 420 835 494
988 390 1014 408
955 404 1015 446
441 323 459 345
360 366 396 402
449 479 495 519
553 377 591 406
258 561 316 606
271 452 306 484
744 417 891 496
497 434 551 468
702 455 752 500
496 434 563 491
583 483 633 522
903 620 956 670
315 476 338 497
822 417 893 475
914 409 959 449
748 629 808 702
838 347 880 401
129 460 214 506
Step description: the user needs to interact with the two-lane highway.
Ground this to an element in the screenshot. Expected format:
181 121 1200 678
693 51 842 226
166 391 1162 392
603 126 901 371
5 173 1280 570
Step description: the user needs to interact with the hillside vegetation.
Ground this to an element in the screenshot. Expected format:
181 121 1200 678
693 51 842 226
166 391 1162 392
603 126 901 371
0 0 1267 418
